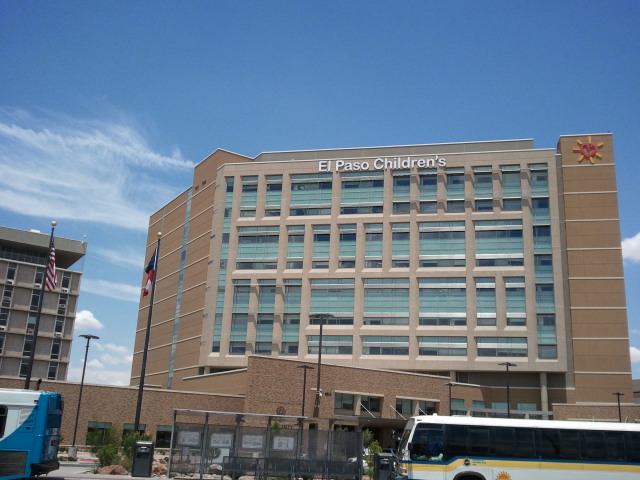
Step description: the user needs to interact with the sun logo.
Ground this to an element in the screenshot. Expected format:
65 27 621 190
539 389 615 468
496 472 512 480
573 136 604 164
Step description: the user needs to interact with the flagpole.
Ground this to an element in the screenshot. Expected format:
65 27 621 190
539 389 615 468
134 232 162 434
24 221 56 389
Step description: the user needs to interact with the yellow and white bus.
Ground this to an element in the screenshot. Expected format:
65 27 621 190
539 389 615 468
395 415 640 480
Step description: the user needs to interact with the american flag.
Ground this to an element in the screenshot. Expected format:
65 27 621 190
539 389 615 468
45 237 57 292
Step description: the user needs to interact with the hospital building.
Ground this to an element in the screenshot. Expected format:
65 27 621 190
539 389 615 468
131 133 633 418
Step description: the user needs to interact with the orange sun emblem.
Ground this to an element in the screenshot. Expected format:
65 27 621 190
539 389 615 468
573 136 604 164
496 472 512 480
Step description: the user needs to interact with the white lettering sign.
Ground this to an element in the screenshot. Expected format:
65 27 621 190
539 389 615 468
318 156 446 172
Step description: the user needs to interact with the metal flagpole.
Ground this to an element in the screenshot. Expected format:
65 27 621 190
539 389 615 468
133 232 162 434
24 221 56 389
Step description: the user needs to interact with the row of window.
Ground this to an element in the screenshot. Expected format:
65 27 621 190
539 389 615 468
4 263 72 291
234 221 552 271
1 285 71 314
224 334 549 359
231 164 549 218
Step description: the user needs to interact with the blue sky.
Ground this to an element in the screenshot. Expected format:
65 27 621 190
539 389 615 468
1 1 639 385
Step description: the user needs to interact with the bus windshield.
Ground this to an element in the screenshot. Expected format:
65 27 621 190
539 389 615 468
409 424 444 462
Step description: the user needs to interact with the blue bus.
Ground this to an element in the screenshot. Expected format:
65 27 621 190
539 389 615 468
0 388 63 479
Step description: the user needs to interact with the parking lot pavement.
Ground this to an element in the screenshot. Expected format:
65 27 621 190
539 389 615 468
48 462 166 480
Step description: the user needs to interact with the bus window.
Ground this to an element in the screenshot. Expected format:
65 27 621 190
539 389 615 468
627 432 640 462
410 425 444 461
557 430 580 459
446 425 467 458
468 427 490 456
493 427 515 458
605 431 626 461
537 429 560 458
583 431 605 461
513 428 535 458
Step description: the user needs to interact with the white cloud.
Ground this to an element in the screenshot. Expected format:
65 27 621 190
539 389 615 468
74 309 105 330
0 107 194 231
630 346 640 363
67 365 131 386
92 246 145 269
81 278 141 302
622 233 640 262
87 358 105 369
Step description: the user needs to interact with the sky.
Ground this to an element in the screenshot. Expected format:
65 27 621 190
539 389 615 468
1 1 639 385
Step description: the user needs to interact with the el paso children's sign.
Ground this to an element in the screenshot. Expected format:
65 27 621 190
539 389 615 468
318 155 447 172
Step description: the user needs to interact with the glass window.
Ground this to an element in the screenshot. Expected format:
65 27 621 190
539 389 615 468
363 278 409 325
362 336 409 355
418 337 467 356
419 278 466 326
410 425 445 461
477 337 528 357
364 223 383 268
310 279 354 324
335 393 354 411
360 395 381 413
391 223 410 268
419 222 465 268
340 171 384 214
475 220 524 267
290 173 332 216
475 277 496 326
338 224 357 268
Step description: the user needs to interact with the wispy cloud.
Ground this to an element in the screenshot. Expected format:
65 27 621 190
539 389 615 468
631 346 640 363
622 233 640 263
68 341 134 386
92 246 145 270
74 309 105 330
0 107 194 231
81 278 141 302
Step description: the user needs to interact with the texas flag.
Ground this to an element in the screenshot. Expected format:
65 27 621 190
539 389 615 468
142 251 156 297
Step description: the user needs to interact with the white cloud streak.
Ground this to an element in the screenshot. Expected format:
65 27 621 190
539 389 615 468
81 278 142 302
631 346 640 363
0 107 194 231
622 233 640 263
91 246 145 269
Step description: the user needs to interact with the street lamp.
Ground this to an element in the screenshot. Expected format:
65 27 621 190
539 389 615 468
444 382 455 414
311 314 334 418
612 392 624 422
70 334 99 458
498 362 517 418
297 365 314 416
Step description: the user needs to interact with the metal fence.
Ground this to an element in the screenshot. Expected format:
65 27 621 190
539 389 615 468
169 409 363 479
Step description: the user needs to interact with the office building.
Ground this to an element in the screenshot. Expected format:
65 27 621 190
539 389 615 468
0 226 86 381
132 133 633 415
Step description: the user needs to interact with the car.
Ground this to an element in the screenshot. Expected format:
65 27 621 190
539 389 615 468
382 448 397 456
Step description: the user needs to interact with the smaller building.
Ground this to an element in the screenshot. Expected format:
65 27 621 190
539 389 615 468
0 226 86 381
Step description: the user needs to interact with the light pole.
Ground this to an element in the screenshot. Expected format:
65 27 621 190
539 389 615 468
297 365 314 416
444 382 455 414
498 362 517 418
311 314 334 418
612 392 624 422
70 334 99 458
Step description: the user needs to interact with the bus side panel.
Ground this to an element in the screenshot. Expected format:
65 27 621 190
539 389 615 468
0 406 37 480
30 393 61 476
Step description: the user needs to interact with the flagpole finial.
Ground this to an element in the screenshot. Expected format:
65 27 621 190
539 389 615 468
157 231 162 238
51 221 57 227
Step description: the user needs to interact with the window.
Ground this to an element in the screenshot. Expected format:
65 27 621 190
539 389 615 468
51 338 61 360
286 225 305 269
501 166 521 198
360 395 381 413
473 167 492 212
363 278 409 325
529 164 549 196
240 175 258 217
393 171 411 214
410 425 445 461
418 337 467 356
335 393 354 411
477 337 527 357
57 294 68 315
6 263 17 282
419 278 466 326
30 290 41 311
532 197 550 223
156 426 173 448
419 222 465 268
265 175 283 217
391 223 410 268
338 224 357 268
475 277 496 326
475 220 524 267
237 226 279 270
362 336 409 355
396 398 413 416
47 361 59 380
0 308 9 329
533 225 551 253
537 314 557 359
2 286 13 308
312 225 330 269
290 173 332 216
0 332 5 354
307 335 352 354
505 277 526 326
310 279 354 324
340 171 384 214
419 172 437 214
364 223 383 268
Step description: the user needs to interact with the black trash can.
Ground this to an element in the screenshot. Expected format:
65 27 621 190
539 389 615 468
131 440 154 477
373 452 395 480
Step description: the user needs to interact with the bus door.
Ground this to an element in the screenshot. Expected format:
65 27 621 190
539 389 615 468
408 424 446 479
